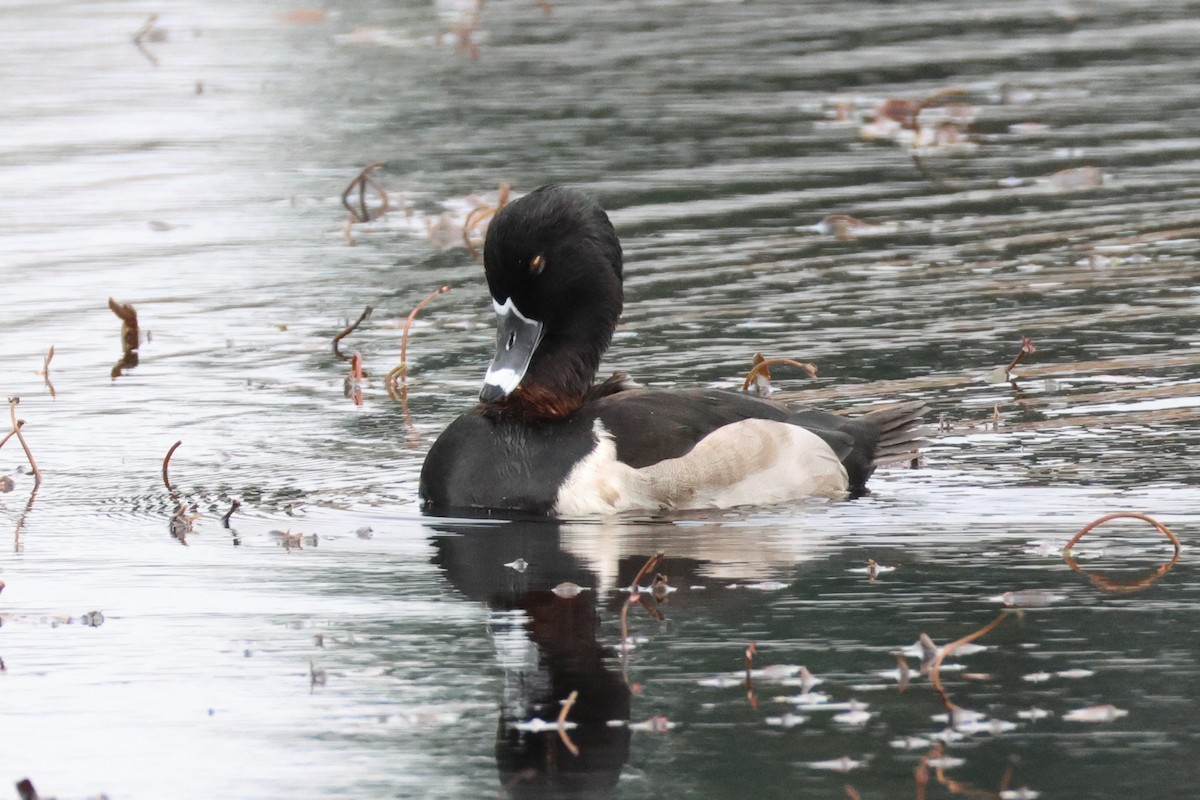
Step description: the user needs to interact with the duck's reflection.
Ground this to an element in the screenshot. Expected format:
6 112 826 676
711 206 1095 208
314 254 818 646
431 518 631 799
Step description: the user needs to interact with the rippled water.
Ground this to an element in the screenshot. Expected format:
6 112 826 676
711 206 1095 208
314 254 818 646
3 1 1199 797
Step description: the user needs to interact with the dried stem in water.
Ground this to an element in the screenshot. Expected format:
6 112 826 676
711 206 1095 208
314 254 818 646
332 305 373 361
162 440 182 493
341 163 389 223
7 398 41 488
108 298 140 353
1062 512 1182 593
741 356 818 392
386 285 451 399
929 611 1009 713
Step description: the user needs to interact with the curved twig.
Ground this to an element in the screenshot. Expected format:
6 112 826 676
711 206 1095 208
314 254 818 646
7 398 41 489
341 163 387 223
332 305 373 361
162 440 182 493
741 357 818 392
1064 511 1180 552
1062 512 1182 593
386 285 451 400
928 611 1009 713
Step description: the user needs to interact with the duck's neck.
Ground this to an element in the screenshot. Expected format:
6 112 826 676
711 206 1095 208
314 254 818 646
494 318 613 419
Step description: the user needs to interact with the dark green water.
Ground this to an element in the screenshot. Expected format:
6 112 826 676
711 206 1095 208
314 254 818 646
2 1 1199 797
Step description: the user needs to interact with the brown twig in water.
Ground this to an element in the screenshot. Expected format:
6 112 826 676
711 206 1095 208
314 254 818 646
108 298 140 353
162 440 182 493
1062 512 1182 593
556 690 580 756
36 346 56 397
7 398 41 489
341 163 388 223
1064 511 1180 552
386 285 451 399
929 611 1009 714
1004 337 1037 381
741 356 817 392
744 642 758 710
844 785 862 800
221 499 241 527
345 352 365 406
132 14 162 66
462 183 511 260
909 88 970 190
332 305 373 361
0 420 23 452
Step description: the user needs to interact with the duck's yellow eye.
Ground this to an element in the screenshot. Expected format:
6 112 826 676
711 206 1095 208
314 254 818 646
530 254 545 275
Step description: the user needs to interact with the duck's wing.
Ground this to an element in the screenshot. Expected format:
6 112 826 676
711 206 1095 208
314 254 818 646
590 389 927 492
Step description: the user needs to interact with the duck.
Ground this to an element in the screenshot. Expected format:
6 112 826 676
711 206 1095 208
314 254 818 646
419 185 926 516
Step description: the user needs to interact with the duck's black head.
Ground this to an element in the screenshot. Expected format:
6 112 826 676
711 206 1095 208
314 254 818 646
479 185 624 415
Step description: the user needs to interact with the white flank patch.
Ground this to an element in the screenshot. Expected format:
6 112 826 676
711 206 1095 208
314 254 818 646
554 418 849 515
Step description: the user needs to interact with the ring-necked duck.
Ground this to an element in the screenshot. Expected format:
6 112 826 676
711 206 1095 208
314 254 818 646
420 185 926 515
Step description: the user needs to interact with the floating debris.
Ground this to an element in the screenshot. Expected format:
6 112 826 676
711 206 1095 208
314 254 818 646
271 529 318 551
1042 166 1106 191
332 305 374 361
743 581 789 592
0 476 13 492
806 756 865 773
833 701 874 726
6 398 42 488
355 526 374 539
503 558 528 573
386 284 451 400
309 658 327 693
807 214 895 240
342 164 390 224
550 582 588 598
991 589 1065 607
344 352 365 405
999 789 1041 800
36 346 56 397
1004 337 1037 381
1021 671 1053 683
1056 668 1095 679
890 736 932 750
80 610 105 628
765 713 808 729
1063 704 1128 723
780 666 824 692
627 715 675 733
1017 708 1052 721
849 559 895 577
773 691 832 706
741 357 816 395
221 499 241 528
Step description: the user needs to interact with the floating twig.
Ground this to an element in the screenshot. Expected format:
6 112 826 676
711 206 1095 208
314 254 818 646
36 346 56 398
1062 512 1182 593
132 14 163 66
0 419 23 452
341 163 389 224
345 352 365 406
162 440 182 493
462 183 511 260
7 398 41 489
386 285 451 399
929 612 1009 715
744 642 758 710
221 499 241 528
108 298 140 353
556 690 580 756
1065 511 1180 553
332 305 373 361
1004 337 1037 381
910 88 970 190
741 355 818 393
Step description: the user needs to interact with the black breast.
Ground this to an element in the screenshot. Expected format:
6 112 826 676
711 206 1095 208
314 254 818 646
419 409 600 514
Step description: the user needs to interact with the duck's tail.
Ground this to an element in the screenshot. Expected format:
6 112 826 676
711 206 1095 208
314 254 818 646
864 400 930 466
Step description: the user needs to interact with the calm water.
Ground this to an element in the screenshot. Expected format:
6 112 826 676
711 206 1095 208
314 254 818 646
2 1 1199 797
